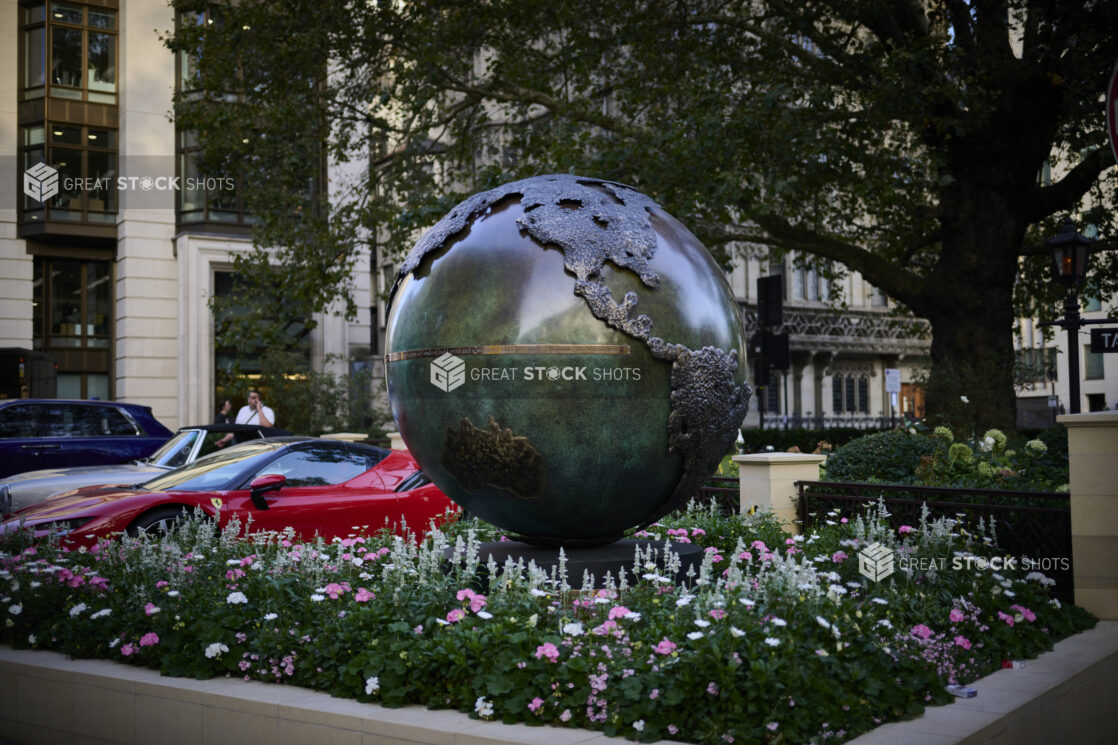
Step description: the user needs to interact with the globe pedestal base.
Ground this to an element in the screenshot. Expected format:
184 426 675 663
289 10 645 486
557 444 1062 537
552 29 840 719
448 538 703 590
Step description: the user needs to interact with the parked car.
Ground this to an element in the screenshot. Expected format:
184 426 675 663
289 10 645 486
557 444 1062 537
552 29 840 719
0 399 173 479
0 423 287 516
1 438 456 547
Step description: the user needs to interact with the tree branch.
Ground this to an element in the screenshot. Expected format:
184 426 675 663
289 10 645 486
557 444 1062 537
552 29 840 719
1024 146 1116 226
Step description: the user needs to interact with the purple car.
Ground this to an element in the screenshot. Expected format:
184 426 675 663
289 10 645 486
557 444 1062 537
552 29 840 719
0 399 173 479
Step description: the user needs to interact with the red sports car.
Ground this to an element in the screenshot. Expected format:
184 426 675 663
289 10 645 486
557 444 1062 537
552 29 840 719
0 437 457 548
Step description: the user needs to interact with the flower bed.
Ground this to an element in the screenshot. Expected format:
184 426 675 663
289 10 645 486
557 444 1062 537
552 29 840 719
0 503 1095 744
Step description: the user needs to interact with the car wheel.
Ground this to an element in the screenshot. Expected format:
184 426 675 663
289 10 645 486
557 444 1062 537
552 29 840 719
128 505 189 538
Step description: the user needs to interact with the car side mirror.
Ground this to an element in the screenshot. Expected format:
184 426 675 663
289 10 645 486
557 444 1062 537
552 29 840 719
249 473 285 510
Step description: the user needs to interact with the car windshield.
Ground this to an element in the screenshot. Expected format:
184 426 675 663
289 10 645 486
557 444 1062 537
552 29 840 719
141 441 284 493
146 430 201 468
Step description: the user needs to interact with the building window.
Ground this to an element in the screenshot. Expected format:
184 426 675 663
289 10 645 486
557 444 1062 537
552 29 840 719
20 124 117 225
869 285 888 307
1015 347 1057 385
832 374 869 414
21 2 117 105
177 130 249 225
33 257 113 399
1084 346 1104 380
1087 394 1107 412
792 261 829 302
1083 296 1102 313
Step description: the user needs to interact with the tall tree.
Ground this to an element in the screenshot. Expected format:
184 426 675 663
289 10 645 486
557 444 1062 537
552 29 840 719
168 0 1118 432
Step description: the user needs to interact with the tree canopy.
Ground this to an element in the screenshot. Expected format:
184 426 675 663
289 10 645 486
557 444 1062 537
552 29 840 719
168 0 1118 432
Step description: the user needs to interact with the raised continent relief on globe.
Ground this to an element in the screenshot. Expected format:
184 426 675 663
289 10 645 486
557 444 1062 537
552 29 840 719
385 174 751 545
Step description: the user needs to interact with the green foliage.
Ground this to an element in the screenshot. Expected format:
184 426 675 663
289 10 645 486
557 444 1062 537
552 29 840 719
223 349 390 437
1 503 1095 744
164 0 1118 434
823 426 1069 491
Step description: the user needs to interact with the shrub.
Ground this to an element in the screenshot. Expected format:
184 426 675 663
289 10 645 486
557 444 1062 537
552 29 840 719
822 430 939 484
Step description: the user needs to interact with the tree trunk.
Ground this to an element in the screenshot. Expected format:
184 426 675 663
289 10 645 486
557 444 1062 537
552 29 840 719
920 182 1026 436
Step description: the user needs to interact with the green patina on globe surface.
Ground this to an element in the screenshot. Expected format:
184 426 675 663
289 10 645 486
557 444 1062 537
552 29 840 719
385 175 751 545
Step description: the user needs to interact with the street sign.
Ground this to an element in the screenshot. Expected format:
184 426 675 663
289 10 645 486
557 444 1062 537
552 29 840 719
885 368 901 393
1108 60 1118 167
1089 327 1118 353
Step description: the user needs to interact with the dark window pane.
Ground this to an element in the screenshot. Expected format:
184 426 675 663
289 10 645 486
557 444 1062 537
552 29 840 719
51 2 82 24
832 375 843 412
0 405 41 438
51 125 81 144
87 150 116 212
1085 347 1104 380
87 261 111 338
49 260 82 340
88 9 115 29
87 31 115 91
49 147 82 211
25 4 46 24
858 378 869 413
51 25 82 88
87 128 115 148
24 28 46 89
845 376 856 412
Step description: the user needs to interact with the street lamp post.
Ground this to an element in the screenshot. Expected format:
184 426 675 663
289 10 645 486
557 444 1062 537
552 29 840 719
1044 218 1093 414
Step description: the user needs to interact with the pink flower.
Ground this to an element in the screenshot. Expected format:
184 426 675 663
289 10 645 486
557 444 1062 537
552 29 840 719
120 643 136 657
456 588 476 603
910 624 933 640
155 580 169 588
738 551 753 562
144 602 159 616
446 608 466 623
468 594 487 612
323 582 350 599
709 609 727 621
898 525 914 534
954 635 972 650
654 638 677 655
649 688 660 700
832 551 848 563
528 697 544 712
691 528 706 537
998 611 1015 627
354 587 375 602
608 606 631 620
707 681 719 696
535 643 560 663
139 632 159 647
840 518 848 524
751 540 767 551
1011 605 1036 623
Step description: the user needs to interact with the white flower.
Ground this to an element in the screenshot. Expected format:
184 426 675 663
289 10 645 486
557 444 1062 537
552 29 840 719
28 634 36 644
91 608 111 620
871 597 888 605
875 619 893 630
264 613 279 621
562 622 584 636
827 584 847 595
624 612 641 621
816 616 831 630
764 637 781 647
633 720 645 732
694 619 711 628
676 595 694 607
770 617 787 627
8 604 22 616
961 395 970 404
825 572 842 582
530 588 549 597
1003 589 1016 598
981 436 995 452
475 696 494 718
351 557 364 567
310 594 325 602
108 638 120 648
476 611 493 619
166 591 180 598
738 598 755 608
204 642 229 659
226 591 248 605
687 631 705 640
365 676 380 695
69 603 88 617
29 581 40 589
730 626 745 638
226 559 240 566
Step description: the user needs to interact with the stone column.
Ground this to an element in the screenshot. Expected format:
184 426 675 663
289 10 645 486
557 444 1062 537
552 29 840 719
1058 412 1118 620
732 453 826 533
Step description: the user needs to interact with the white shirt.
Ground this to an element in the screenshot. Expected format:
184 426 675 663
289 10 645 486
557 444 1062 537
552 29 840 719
235 404 275 426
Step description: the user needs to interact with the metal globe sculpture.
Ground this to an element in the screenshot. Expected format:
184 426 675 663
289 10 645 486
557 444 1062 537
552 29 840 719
385 175 750 545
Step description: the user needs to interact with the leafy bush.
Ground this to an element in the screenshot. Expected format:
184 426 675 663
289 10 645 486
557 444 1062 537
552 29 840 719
822 425 1068 492
0 501 1094 744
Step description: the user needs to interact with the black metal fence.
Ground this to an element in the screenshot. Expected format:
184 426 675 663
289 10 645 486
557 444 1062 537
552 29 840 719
697 476 740 514
796 480 1073 600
